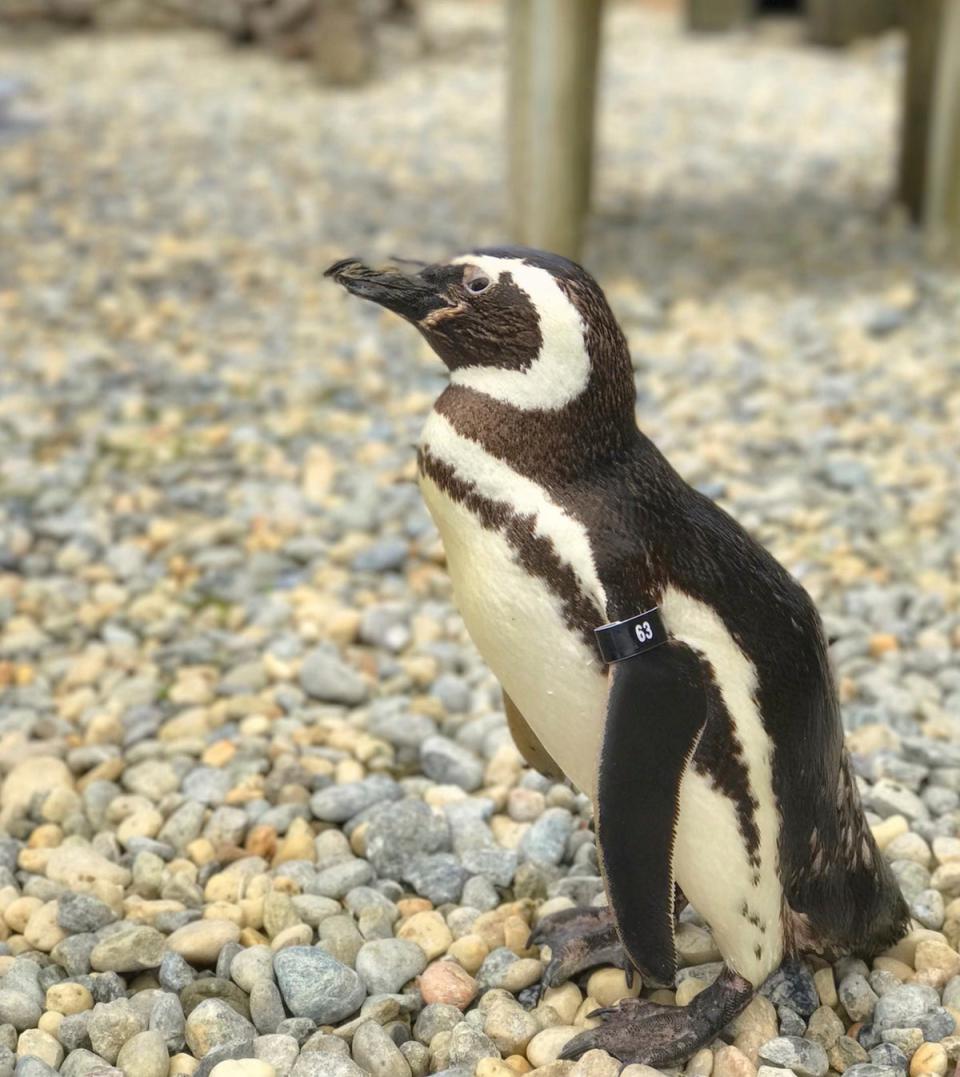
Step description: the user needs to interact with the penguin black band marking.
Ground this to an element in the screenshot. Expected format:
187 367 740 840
595 607 669 664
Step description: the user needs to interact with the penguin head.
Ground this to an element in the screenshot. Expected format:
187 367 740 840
326 246 633 413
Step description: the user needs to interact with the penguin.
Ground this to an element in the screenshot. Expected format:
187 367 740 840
325 247 909 1067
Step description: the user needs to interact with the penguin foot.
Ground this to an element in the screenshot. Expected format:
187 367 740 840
530 905 626 995
559 966 754 1069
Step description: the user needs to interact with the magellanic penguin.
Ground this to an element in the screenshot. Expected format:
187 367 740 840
326 247 909 1067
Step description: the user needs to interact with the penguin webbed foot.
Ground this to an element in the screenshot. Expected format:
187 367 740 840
560 966 754 1069
530 905 627 999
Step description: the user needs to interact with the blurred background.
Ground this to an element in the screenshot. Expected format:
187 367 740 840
0 3 960 1074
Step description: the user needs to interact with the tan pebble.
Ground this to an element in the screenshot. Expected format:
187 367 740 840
27 823 62 849
504 914 532 954
202 740 236 767
167 919 240 965
447 930 488 972
526 1026 581 1068
16 848 50 874
491 816 531 849
587 967 639 1008
676 977 709 1006
913 939 960 985
41 787 79 825
38 1011 61 1038
932 863 960 897
3 896 42 933
574 998 603 1028
245 825 277 860
686 1047 714 1077
16 1028 63 1068
570 1048 622 1077
731 995 778 1065
505 1056 534 1073
240 897 264 929
542 983 583 1025
398 910 453 960
335 758 365 784
869 633 899 657
647 989 676 1005
24 901 66 952
814 966 838 1008
46 982 93 1014
508 788 547 822
938 1034 960 1062
239 927 269 947
202 902 243 926
910 1042 948 1077
886 832 933 867
423 784 468 809
187 838 217 866
1 756 74 824
270 923 313 951
419 960 478 1009
209 1061 277 1076
621 1067 672 1077
871 815 909 850
535 898 577 923
486 743 525 786
527 1063 576 1076
349 821 367 858
477 1061 519 1077
170 1053 200 1075
883 928 948 967
500 957 544 993
934 839 960 865
713 1045 757 1077
534 1003 565 1030
675 922 722 965
397 897 433 918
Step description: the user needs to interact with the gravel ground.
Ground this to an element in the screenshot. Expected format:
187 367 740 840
1 3 959 1077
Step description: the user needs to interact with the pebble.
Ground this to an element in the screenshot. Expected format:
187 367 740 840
168 921 242 966
115 1029 169 1077
273 947 365 1024
355 939 428 995
351 1019 412 1077
184 999 256 1058
757 1038 829 1077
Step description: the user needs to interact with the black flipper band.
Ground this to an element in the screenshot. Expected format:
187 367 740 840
595 607 669 664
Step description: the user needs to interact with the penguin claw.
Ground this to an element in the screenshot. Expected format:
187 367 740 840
560 968 755 1069
531 905 626 996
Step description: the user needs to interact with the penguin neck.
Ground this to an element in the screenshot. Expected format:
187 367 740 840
430 371 643 488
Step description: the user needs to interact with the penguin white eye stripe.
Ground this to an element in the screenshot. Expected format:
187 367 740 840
449 255 591 411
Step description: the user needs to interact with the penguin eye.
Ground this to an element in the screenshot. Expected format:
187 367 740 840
465 276 491 295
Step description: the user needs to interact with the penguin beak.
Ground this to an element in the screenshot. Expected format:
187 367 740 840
324 257 448 323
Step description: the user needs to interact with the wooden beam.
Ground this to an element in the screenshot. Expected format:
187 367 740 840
507 0 602 260
686 0 751 34
898 0 960 250
924 0 960 248
807 0 898 47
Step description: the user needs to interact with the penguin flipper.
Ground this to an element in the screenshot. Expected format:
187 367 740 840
503 689 565 781
596 640 708 986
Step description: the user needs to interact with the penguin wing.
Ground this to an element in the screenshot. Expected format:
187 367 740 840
595 640 708 986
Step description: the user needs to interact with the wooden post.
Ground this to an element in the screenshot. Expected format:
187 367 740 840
899 0 960 250
807 0 898 47
686 0 751 33
923 0 960 249
507 0 602 261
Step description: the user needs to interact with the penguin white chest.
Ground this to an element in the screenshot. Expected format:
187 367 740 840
417 417 608 797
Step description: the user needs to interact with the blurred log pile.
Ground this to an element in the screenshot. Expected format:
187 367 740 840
0 0 421 84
